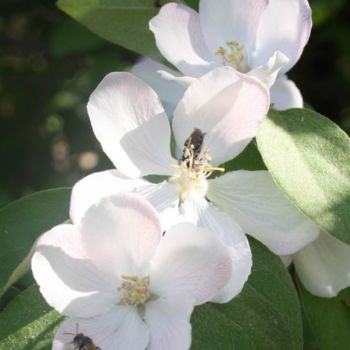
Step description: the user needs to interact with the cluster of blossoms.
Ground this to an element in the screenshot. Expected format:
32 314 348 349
31 0 350 349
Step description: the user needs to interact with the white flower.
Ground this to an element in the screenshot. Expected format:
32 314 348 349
71 68 318 302
32 193 232 350
282 232 350 298
133 0 311 111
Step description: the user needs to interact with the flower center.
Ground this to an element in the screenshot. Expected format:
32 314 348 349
216 41 247 72
117 275 157 317
170 128 224 202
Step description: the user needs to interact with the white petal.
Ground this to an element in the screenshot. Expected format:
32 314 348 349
150 222 232 305
87 72 176 177
150 3 218 77
199 0 268 56
135 180 180 232
70 170 147 224
131 57 186 117
270 75 303 110
248 51 289 88
207 170 320 255
70 170 180 231
32 225 117 318
145 299 193 350
254 0 312 74
158 70 196 88
80 193 162 278
294 232 350 297
53 308 149 350
173 67 269 165
180 193 252 303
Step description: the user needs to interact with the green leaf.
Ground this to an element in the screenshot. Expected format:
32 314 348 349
256 108 350 244
221 141 266 172
191 238 303 350
298 279 350 350
56 0 171 60
0 285 64 349
0 188 71 295
49 18 105 58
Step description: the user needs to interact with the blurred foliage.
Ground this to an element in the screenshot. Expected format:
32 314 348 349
0 0 349 203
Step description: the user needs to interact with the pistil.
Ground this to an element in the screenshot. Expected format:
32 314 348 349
216 41 247 71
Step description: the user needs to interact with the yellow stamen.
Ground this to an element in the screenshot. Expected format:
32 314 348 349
216 40 246 71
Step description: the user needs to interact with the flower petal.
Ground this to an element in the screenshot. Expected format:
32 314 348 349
70 170 180 231
254 0 312 74
248 51 289 88
199 0 268 56
149 3 218 77
180 193 252 303
145 299 193 350
80 193 162 278
270 75 303 110
32 225 117 318
53 308 149 350
207 170 320 255
173 67 269 165
87 72 176 177
70 170 146 224
150 222 232 305
131 57 186 117
294 232 350 297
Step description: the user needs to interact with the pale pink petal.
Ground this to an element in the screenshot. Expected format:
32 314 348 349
32 225 117 318
248 51 289 88
270 75 303 110
294 232 350 297
145 299 193 350
80 193 162 278
149 222 232 305
254 0 312 74
207 170 320 255
173 67 269 165
199 0 268 57
70 170 180 231
70 170 147 224
53 308 149 350
180 193 252 303
87 72 176 178
149 3 218 77
131 57 186 116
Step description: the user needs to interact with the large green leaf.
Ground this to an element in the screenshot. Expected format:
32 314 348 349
0 285 64 350
191 238 303 350
256 108 350 244
0 188 71 295
57 0 172 60
298 280 350 350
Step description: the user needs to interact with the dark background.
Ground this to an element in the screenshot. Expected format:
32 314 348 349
1 0 349 204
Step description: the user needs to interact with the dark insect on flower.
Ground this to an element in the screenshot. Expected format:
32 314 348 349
181 128 206 167
64 324 101 350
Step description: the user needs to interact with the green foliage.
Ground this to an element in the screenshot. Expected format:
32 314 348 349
56 0 171 60
0 189 71 296
49 18 105 58
0 285 64 350
257 108 350 244
192 238 303 350
222 141 267 172
298 280 350 350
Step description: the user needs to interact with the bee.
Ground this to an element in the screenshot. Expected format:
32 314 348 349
64 324 101 350
181 128 206 166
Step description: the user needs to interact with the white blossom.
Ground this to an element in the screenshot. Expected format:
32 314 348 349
133 0 311 111
70 69 318 302
32 193 232 350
